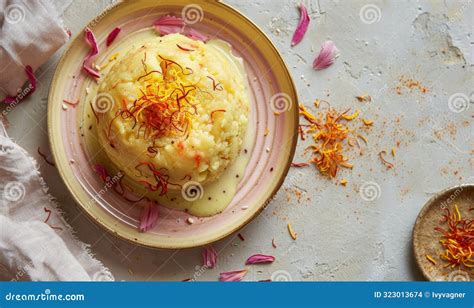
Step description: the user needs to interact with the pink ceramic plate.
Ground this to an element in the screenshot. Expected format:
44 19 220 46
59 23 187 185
48 0 298 248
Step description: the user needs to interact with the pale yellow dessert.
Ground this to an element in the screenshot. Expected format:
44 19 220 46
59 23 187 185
94 33 249 190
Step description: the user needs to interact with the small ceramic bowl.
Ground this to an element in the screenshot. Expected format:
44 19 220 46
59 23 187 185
413 184 473 281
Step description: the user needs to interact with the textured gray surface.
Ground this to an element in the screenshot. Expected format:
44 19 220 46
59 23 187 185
3 0 472 281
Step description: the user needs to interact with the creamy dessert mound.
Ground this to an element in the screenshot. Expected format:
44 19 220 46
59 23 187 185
95 33 250 188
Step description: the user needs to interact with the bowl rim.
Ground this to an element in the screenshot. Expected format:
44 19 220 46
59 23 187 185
412 183 474 281
47 0 299 249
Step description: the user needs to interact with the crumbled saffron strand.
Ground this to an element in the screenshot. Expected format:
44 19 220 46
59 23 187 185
288 223 297 240
455 204 462 221
378 150 394 169
356 95 371 102
341 110 360 121
362 119 373 126
37 147 55 167
435 204 474 268
357 134 368 144
426 255 437 265
298 103 363 178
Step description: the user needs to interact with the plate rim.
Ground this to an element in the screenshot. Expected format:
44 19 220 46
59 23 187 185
47 0 299 249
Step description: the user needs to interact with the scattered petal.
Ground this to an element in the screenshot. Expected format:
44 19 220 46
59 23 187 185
139 202 159 232
153 15 209 42
106 27 121 47
83 28 100 78
291 3 310 46
272 238 277 248
153 15 185 35
245 254 275 265
184 28 209 42
93 164 109 182
1 65 36 104
202 246 217 269
219 269 247 282
313 41 339 70
291 162 309 168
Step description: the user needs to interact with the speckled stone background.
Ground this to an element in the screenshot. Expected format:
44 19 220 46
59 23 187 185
2 0 472 281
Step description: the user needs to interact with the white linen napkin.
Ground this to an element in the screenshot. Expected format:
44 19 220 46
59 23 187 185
0 0 114 281
0 124 114 281
0 0 69 98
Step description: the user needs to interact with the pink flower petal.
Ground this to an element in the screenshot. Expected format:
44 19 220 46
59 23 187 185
153 15 209 42
83 28 100 78
184 28 209 42
202 246 217 269
313 40 339 70
1 65 36 104
93 164 109 182
153 15 185 35
219 269 248 282
139 202 159 233
245 254 275 265
291 3 310 47
106 27 121 47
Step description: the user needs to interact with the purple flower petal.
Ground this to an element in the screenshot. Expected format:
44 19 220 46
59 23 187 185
219 269 248 282
313 40 339 70
291 3 310 47
106 27 121 47
202 246 217 269
245 254 275 265
139 202 159 233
